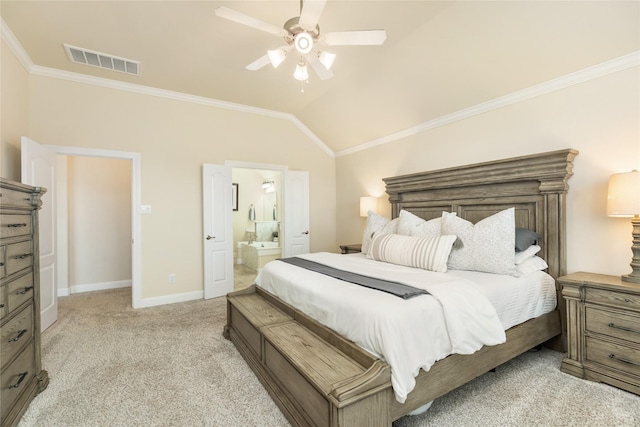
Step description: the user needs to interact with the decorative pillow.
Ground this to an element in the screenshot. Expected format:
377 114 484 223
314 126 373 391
514 256 548 277
397 210 442 238
515 228 540 252
515 244 541 265
380 217 398 235
367 233 458 273
361 211 390 255
442 208 517 275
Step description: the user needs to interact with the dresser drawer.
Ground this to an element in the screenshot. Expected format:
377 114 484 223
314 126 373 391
585 288 640 312
0 187 34 209
585 307 640 344
5 240 34 276
0 215 32 239
586 336 640 378
7 273 34 313
0 285 6 319
1 304 34 368
0 342 36 423
0 245 5 279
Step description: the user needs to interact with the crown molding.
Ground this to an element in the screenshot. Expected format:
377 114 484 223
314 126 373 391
3 17 637 160
1 17 34 70
1 18 334 158
336 50 640 157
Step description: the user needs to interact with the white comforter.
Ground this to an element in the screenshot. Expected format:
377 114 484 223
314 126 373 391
255 252 507 403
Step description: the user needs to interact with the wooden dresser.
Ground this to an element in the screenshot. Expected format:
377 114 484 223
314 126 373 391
560 272 640 395
0 178 49 427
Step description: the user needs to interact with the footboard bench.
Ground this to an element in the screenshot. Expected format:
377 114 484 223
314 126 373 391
223 285 393 427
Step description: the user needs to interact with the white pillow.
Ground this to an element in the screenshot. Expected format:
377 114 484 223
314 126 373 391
397 210 442 238
514 256 548 277
515 244 541 265
367 233 458 273
361 211 391 255
442 208 517 276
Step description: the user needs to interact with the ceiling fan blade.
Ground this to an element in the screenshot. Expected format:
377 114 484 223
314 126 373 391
215 7 287 36
306 54 333 80
321 30 387 46
299 0 327 31
245 54 271 71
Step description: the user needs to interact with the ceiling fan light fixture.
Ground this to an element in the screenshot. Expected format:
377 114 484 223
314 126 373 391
267 49 287 68
294 32 313 54
318 51 336 70
293 60 309 81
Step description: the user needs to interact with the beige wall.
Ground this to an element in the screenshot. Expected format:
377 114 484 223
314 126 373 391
19 73 336 300
337 67 640 278
1 39 29 180
67 156 132 288
1 38 336 302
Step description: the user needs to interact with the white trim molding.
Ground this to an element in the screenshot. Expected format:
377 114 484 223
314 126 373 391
336 50 640 157
3 18 638 163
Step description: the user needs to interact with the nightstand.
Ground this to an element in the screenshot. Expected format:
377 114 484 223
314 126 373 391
339 244 361 254
559 272 640 395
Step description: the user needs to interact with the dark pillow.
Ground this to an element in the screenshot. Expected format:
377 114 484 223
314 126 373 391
515 228 539 252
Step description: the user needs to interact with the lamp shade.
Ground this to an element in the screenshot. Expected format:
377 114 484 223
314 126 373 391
607 170 640 217
360 196 377 217
293 61 308 81
267 49 286 68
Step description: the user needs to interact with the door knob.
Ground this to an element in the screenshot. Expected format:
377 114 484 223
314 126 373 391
206 235 215 240
302 230 309 235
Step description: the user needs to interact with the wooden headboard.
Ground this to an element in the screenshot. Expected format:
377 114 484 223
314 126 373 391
383 149 578 282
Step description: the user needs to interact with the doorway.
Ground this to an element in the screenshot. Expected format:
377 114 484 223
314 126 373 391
40 144 142 308
231 167 283 290
60 156 132 296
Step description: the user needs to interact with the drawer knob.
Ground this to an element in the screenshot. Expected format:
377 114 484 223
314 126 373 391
18 286 34 295
0 303 4 308
8 372 28 389
13 253 33 260
6 223 27 228
608 322 640 335
8 329 28 343
0 262 4 267
609 354 640 367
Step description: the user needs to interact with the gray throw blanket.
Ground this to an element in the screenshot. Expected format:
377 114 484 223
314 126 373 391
278 257 429 299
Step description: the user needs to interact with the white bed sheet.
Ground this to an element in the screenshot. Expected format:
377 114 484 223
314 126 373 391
446 269 557 330
257 252 554 403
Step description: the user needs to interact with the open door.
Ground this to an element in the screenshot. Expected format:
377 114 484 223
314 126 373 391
283 171 310 256
202 164 233 299
21 137 58 332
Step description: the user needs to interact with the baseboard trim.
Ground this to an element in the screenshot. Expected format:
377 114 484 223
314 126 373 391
138 290 204 309
59 280 132 296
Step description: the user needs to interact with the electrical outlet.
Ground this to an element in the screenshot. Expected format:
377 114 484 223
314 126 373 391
168 273 176 283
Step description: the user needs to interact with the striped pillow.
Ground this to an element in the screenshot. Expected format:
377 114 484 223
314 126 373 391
367 233 457 273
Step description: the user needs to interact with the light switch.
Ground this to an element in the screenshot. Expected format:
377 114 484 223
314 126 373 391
141 205 152 215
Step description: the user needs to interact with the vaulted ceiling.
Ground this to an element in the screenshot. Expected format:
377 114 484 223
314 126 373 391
2 1 638 154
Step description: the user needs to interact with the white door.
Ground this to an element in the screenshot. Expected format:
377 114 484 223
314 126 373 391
21 137 58 332
283 171 310 256
202 164 233 299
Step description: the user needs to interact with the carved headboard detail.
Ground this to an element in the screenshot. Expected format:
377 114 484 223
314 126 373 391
383 149 578 281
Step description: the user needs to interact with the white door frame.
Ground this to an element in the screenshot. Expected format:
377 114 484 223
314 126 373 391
45 145 142 309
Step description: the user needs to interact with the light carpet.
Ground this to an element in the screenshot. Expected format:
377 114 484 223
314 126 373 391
18 288 640 427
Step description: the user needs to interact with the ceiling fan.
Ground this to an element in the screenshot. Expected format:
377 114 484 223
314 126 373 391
215 0 386 83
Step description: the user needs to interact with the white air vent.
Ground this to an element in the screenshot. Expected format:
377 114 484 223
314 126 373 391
63 44 140 76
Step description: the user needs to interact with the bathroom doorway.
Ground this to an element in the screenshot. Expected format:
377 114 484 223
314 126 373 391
231 166 283 290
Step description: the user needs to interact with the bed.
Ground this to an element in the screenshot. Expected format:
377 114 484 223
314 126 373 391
223 149 578 426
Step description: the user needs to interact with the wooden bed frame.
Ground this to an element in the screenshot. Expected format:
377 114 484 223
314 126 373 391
224 149 578 426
